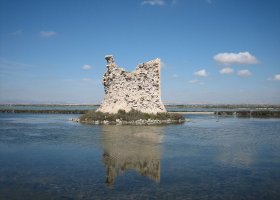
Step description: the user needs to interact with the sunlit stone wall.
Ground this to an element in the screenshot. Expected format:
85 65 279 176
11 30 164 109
97 55 166 114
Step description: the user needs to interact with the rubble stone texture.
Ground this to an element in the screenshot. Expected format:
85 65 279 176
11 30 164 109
97 55 167 114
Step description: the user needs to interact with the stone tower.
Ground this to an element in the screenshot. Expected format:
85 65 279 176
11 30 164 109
97 55 166 114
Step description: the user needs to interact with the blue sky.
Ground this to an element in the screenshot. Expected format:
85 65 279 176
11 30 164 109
0 0 280 104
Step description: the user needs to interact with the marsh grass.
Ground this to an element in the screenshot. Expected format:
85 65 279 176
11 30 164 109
215 110 280 118
79 109 185 122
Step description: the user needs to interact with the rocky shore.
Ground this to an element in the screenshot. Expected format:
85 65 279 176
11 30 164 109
76 109 186 125
72 117 186 125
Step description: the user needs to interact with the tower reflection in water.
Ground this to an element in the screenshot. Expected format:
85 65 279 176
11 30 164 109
101 125 163 186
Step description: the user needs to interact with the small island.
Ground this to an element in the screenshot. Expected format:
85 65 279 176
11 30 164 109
77 55 185 125
78 109 185 125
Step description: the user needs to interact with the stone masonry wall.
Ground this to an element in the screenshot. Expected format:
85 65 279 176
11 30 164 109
97 55 167 114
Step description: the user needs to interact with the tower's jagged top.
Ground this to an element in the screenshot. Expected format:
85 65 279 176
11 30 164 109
97 55 166 114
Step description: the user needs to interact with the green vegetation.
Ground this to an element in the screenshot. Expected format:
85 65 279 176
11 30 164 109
215 110 280 118
79 109 185 123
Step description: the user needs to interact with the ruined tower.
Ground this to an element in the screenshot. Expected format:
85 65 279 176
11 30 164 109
97 55 166 114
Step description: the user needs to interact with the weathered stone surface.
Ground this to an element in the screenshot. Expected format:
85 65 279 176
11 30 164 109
97 55 167 114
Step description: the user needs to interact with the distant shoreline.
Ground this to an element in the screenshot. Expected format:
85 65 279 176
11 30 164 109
0 109 214 115
1 104 280 108
1 109 280 118
1 104 280 117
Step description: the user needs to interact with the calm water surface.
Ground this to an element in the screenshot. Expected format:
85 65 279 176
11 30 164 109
0 114 280 199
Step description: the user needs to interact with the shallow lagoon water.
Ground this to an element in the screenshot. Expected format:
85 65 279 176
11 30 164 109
0 113 280 199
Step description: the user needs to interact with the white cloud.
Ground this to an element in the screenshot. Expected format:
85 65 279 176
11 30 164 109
219 67 234 74
141 0 165 6
189 79 204 85
274 74 280 80
268 74 280 81
40 31 57 38
194 69 208 77
172 74 178 78
12 29 22 35
214 52 259 65
237 69 252 77
82 64 93 70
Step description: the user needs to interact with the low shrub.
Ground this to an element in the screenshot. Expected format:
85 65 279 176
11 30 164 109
79 109 185 122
